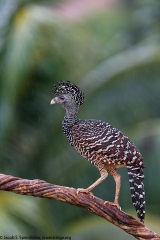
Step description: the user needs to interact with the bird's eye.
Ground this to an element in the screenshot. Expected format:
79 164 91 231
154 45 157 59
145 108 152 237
60 96 65 100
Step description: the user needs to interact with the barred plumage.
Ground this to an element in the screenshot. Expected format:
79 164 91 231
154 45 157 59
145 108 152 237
51 81 145 222
127 166 145 221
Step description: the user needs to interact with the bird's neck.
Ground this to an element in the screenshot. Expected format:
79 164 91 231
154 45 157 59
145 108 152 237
62 107 79 143
63 107 78 126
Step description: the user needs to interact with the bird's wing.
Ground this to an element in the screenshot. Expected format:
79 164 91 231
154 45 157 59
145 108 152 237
72 119 144 167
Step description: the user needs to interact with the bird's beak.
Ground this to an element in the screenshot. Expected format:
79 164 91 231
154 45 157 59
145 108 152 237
50 97 58 105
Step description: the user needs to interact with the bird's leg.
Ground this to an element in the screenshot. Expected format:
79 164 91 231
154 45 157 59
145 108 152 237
105 167 121 210
77 169 108 197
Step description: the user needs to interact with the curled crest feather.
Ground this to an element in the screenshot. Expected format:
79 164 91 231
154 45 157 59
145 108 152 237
52 81 84 106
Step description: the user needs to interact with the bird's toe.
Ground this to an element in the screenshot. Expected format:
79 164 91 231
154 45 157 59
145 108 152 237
77 188 94 199
104 201 121 210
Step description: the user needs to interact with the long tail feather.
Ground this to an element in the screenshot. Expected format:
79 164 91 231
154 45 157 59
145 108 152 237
127 165 145 222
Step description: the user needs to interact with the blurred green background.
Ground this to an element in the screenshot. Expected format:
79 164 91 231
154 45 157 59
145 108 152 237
0 0 160 239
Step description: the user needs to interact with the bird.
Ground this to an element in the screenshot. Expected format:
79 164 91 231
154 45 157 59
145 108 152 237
50 81 145 222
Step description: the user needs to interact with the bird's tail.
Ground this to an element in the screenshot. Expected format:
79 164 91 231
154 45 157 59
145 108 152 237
127 165 145 222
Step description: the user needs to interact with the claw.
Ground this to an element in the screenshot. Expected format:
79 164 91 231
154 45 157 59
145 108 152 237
77 188 94 199
104 201 121 210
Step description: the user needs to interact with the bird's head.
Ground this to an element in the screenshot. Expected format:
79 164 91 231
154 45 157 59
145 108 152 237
50 81 84 109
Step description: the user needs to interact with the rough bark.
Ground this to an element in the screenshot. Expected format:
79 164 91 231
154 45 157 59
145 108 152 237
0 173 159 240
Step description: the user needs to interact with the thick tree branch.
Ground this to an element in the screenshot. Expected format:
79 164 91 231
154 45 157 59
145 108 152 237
0 173 159 240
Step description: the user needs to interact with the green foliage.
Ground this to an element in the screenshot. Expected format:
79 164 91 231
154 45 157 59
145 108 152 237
0 0 160 238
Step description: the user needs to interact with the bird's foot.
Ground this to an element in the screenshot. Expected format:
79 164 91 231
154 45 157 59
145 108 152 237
104 201 121 210
77 188 94 199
